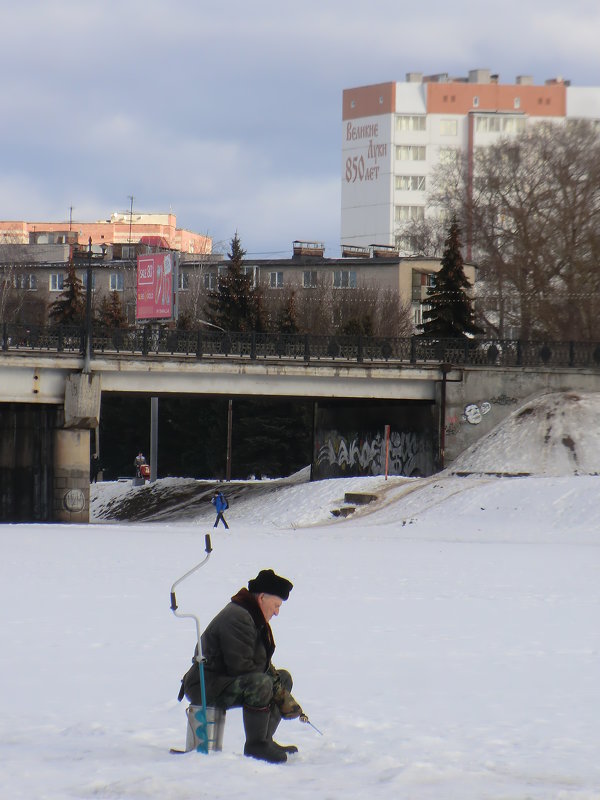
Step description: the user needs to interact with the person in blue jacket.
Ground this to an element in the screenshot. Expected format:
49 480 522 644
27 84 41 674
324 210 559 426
211 489 229 529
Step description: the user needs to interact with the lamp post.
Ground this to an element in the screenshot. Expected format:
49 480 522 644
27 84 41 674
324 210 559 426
84 236 93 373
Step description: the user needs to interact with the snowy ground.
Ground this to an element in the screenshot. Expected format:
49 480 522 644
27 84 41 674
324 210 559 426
2 392 600 799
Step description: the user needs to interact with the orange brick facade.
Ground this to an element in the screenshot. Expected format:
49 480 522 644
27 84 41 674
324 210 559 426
0 213 211 255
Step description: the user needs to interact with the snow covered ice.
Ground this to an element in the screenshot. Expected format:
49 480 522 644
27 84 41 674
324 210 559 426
2 391 600 799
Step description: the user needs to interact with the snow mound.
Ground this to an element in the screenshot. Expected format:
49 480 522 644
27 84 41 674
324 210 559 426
450 391 600 476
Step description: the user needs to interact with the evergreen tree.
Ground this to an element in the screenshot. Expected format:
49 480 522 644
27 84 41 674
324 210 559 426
205 233 264 332
276 291 299 333
49 261 86 325
97 291 127 328
341 314 374 336
419 218 482 339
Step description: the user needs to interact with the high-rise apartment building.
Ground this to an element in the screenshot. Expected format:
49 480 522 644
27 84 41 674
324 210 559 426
341 69 600 251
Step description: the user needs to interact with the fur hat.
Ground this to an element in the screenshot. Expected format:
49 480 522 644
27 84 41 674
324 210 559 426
248 569 293 600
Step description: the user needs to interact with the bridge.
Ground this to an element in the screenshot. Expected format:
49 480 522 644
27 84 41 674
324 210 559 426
2 322 600 523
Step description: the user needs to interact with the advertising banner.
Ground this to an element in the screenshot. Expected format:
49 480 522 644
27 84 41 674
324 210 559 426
136 253 173 319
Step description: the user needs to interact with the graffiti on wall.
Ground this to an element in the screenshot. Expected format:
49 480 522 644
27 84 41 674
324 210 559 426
316 429 430 477
445 415 460 436
445 395 518 435
464 401 491 425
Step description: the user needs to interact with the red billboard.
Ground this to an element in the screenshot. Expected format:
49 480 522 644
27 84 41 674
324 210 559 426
136 253 173 319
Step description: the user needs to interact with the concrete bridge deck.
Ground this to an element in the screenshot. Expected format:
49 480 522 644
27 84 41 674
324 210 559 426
3 325 600 524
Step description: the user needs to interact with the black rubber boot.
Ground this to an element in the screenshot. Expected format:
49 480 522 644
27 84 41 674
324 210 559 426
267 703 298 755
243 706 287 763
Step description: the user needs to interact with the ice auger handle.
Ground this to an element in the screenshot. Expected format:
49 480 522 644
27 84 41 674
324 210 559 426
170 534 214 614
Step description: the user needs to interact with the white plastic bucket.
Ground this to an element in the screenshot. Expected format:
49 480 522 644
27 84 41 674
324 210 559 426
185 705 226 752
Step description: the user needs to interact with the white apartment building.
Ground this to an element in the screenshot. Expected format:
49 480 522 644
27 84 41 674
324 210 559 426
341 69 600 251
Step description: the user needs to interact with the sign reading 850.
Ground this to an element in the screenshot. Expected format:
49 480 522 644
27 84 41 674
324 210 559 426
345 155 365 183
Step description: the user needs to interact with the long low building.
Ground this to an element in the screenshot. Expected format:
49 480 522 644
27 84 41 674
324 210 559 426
0 240 476 330
0 211 211 256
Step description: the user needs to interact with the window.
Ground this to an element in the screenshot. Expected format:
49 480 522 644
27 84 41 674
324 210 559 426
81 272 96 291
121 245 136 259
303 270 318 288
243 265 258 287
395 115 426 132
413 304 424 327
269 271 283 288
475 116 501 133
178 272 189 290
109 273 124 292
333 270 357 289
473 96 479 108
49 273 64 292
204 272 217 290
440 119 458 136
475 115 526 135
412 273 436 306
503 117 526 134
395 175 426 191
514 97 521 109
14 273 37 290
395 145 426 161
395 205 425 222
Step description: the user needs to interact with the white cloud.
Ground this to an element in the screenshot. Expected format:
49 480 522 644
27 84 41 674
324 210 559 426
0 0 598 254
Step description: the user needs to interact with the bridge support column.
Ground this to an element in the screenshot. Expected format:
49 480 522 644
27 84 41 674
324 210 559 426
53 373 101 523
53 429 91 523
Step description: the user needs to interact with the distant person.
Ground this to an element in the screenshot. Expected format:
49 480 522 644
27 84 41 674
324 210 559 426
90 454 101 483
211 489 229 529
134 451 146 478
178 569 303 763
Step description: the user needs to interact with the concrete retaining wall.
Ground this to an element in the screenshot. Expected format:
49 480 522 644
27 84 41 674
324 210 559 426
444 368 600 465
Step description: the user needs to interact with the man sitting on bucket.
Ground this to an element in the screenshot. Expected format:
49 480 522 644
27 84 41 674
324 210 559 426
179 568 303 763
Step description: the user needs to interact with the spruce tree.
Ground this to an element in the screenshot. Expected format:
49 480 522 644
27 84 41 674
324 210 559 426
419 218 481 339
97 291 127 328
206 233 264 332
48 260 86 325
276 291 299 334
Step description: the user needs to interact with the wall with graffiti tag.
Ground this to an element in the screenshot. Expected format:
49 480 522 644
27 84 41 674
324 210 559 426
442 365 600 465
312 399 436 479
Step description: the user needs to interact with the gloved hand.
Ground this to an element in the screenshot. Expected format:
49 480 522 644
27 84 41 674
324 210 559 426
275 689 303 720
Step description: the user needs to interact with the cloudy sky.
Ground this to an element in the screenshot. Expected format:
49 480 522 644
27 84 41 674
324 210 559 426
1 0 598 256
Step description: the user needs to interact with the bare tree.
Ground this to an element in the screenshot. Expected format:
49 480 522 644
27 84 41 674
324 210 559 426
0 235 26 322
397 217 448 258
262 278 413 337
415 120 600 340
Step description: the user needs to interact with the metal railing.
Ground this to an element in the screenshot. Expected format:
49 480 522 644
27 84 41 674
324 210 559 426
2 322 600 369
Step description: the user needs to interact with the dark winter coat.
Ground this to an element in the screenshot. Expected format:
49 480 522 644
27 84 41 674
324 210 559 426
182 588 275 704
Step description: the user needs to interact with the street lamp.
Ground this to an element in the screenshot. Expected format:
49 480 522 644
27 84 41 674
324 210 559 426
84 236 93 373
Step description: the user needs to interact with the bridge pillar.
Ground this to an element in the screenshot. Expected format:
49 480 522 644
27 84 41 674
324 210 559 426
53 373 101 523
53 428 91 523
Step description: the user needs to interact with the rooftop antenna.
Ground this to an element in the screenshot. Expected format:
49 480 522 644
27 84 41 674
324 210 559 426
128 195 134 243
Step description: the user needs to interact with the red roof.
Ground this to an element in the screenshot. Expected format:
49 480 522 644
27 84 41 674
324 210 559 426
139 236 170 248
